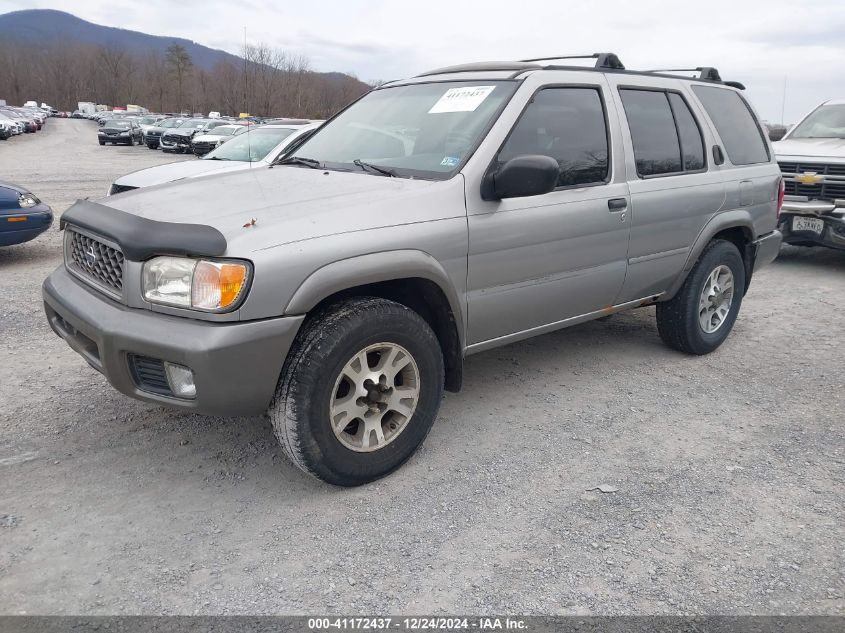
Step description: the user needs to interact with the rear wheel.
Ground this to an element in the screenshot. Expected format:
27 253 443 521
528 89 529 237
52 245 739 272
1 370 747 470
269 297 444 486
656 239 745 355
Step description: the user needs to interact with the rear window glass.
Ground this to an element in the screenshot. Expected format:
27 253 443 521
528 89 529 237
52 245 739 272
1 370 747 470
620 89 682 176
691 85 769 165
668 93 705 171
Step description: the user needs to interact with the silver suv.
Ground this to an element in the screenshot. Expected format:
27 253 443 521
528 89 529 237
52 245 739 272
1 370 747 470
43 54 783 486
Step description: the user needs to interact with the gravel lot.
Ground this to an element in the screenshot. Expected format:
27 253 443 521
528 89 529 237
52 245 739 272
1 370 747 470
0 120 843 616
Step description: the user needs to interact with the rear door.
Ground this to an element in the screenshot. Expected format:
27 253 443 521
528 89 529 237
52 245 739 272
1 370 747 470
463 72 631 348
604 76 726 303
689 84 778 238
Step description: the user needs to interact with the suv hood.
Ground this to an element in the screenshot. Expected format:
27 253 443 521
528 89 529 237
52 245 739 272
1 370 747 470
114 159 249 188
774 137 845 159
103 166 463 253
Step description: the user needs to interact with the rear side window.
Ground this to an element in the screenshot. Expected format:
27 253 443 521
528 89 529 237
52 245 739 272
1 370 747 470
691 85 769 165
620 89 682 176
668 93 705 171
497 87 609 187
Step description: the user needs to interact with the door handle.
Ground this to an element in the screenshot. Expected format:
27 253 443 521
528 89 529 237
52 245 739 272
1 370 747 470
607 198 628 212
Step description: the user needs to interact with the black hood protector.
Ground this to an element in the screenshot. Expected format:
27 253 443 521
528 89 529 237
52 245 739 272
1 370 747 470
60 200 227 260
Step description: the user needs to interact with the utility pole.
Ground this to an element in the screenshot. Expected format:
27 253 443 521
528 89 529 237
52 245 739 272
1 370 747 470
781 75 787 125
242 26 248 116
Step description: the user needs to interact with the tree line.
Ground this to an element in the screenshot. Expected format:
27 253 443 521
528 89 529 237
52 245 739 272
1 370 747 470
0 39 371 118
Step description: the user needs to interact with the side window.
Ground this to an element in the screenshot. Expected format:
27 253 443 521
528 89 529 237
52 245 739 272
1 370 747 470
619 89 682 176
497 87 609 188
668 93 705 171
691 85 769 165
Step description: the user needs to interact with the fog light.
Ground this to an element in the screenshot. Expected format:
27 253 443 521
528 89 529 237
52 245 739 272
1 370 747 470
164 362 196 399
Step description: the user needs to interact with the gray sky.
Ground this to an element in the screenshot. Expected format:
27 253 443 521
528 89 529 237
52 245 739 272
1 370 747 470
3 0 844 123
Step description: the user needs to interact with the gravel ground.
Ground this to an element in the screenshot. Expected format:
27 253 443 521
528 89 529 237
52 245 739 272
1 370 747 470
0 120 843 616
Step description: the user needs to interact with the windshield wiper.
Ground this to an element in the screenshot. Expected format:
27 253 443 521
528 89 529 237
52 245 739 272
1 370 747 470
204 156 231 161
353 159 397 177
275 155 323 168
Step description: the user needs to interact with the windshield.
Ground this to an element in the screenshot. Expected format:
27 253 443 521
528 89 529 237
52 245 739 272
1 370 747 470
204 127 296 162
288 81 517 179
186 119 209 128
108 120 132 128
139 117 158 125
160 119 184 128
789 104 845 139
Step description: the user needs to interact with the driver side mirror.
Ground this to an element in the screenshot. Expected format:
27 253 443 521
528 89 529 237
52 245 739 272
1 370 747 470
481 155 561 201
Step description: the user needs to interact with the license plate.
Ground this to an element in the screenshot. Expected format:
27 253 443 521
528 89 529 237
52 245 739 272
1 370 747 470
792 216 824 234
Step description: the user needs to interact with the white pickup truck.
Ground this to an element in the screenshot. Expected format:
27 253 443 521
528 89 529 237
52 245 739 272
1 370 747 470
773 98 845 251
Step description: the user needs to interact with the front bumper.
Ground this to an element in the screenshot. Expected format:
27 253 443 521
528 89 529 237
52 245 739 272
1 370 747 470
0 204 53 246
160 136 192 151
43 266 304 416
779 200 845 251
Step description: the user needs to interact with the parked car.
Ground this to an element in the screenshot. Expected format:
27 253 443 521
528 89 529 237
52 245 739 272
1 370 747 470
1 107 35 132
159 119 232 153
108 122 322 194
190 124 247 155
144 117 187 149
0 119 11 140
1 181 53 247
136 115 167 143
44 53 782 486
98 119 143 146
773 98 845 251
0 112 23 135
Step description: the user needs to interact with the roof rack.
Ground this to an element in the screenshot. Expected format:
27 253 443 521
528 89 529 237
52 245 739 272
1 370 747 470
519 53 625 70
412 56 744 89
645 66 722 81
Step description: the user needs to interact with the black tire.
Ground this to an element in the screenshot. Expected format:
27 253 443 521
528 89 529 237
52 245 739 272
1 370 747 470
269 297 444 486
146 143 156 149
656 239 746 355
98 140 105 146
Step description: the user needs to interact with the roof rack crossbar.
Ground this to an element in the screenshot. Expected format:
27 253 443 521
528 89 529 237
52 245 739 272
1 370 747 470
644 66 722 81
519 53 625 70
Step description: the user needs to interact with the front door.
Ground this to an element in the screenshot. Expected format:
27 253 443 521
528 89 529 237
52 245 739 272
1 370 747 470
464 80 631 347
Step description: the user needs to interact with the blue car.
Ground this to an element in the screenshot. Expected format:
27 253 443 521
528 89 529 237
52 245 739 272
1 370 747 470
0 181 53 246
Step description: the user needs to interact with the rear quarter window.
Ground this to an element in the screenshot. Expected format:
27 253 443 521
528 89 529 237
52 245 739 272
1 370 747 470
691 85 769 166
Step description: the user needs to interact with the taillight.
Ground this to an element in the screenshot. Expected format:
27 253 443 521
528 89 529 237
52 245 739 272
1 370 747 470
777 177 785 217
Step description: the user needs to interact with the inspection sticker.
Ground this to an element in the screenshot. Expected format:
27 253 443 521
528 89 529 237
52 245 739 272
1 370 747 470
428 85 496 113
440 156 460 167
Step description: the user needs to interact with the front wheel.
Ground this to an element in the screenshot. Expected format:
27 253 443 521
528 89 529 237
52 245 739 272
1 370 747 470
269 297 444 486
656 239 746 355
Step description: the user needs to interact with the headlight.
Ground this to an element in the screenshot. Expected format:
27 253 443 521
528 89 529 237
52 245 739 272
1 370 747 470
18 193 39 208
142 256 251 312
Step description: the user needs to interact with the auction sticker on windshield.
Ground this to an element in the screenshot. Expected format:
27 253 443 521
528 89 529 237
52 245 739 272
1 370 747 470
429 86 496 113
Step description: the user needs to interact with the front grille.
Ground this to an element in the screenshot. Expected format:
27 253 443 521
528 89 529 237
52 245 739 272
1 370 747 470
128 355 173 396
66 228 124 297
146 130 162 138
108 184 137 195
779 161 845 200
192 141 215 152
